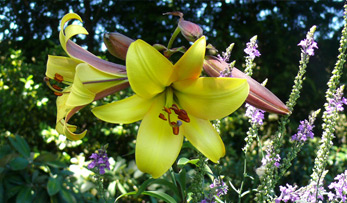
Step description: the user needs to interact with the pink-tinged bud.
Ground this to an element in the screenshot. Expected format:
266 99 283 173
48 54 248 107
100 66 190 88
103 32 134 60
178 18 203 42
203 55 227 77
164 11 203 42
203 56 290 115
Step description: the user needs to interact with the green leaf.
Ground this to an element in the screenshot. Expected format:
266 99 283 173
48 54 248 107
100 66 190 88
9 157 29 170
0 182 4 203
135 179 180 199
59 188 76 203
116 191 177 203
33 190 49 203
47 177 61 196
177 158 199 166
9 135 30 158
34 151 57 163
175 169 186 198
16 186 33 203
46 160 66 168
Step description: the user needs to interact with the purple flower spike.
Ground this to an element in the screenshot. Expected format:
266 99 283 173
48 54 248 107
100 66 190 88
326 86 347 114
291 120 315 142
245 103 265 126
88 148 110 175
244 36 261 59
328 170 347 202
298 38 318 56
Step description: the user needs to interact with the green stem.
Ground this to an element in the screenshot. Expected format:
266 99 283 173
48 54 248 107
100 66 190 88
167 26 181 49
238 158 247 203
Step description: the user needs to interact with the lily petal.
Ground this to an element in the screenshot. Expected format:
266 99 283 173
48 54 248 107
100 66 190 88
46 55 79 83
66 64 95 107
135 94 183 178
56 118 87 141
182 115 225 163
172 36 206 81
92 94 153 124
59 13 88 54
76 63 127 93
173 77 249 120
59 13 127 76
127 39 173 99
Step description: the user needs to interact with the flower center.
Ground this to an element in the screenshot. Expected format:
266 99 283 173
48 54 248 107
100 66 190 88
158 104 190 135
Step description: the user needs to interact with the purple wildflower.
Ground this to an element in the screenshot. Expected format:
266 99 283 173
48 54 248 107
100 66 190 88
276 182 326 203
298 38 318 56
275 184 299 203
326 86 347 114
219 67 233 78
244 40 261 59
88 148 110 175
245 103 265 126
328 170 347 202
210 179 228 197
291 120 315 142
261 148 281 168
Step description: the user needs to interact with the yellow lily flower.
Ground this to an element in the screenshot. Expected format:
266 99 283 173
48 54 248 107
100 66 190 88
92 36 249 178
45 13 128 140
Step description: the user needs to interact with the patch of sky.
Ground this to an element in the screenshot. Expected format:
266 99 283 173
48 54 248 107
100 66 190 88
257 9 271 21
225 0 236 4
91 0 102 6
30 2 35 9
197 3 207 18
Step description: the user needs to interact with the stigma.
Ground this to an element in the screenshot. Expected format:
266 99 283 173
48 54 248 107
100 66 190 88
158 104 190 135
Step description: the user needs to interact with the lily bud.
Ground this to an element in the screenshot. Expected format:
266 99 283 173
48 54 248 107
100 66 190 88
164 11 203 42
103 32 134 60
203 56 290 115
178 18 203 42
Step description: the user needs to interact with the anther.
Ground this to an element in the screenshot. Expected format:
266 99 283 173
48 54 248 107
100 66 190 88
172 126 179 135
159 113 167 121
52 84 62 91
170 104 180 114
54 73 64 83
54 92 63 96
163 107 171 114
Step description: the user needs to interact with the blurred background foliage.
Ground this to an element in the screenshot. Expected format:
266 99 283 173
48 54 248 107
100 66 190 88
0 0 347 202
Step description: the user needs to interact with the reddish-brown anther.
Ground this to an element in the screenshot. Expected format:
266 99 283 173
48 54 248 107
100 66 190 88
159 113 167 121
54 73 64 83
52 84 62 91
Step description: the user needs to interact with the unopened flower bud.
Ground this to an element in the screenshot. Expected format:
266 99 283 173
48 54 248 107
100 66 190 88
164 11 203 42
103 32 134 60
178 18 203 42
203 55 227 77
203 56 290 115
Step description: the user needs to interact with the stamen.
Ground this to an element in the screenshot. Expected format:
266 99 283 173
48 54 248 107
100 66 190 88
163 107 171 114
44 77 69 96
159 104 190 135
172 126 179 135
54 73 64 82
159 113 167 121
54 92 63 96
177 109 190 122
170 104 180 114
52 84 62 91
